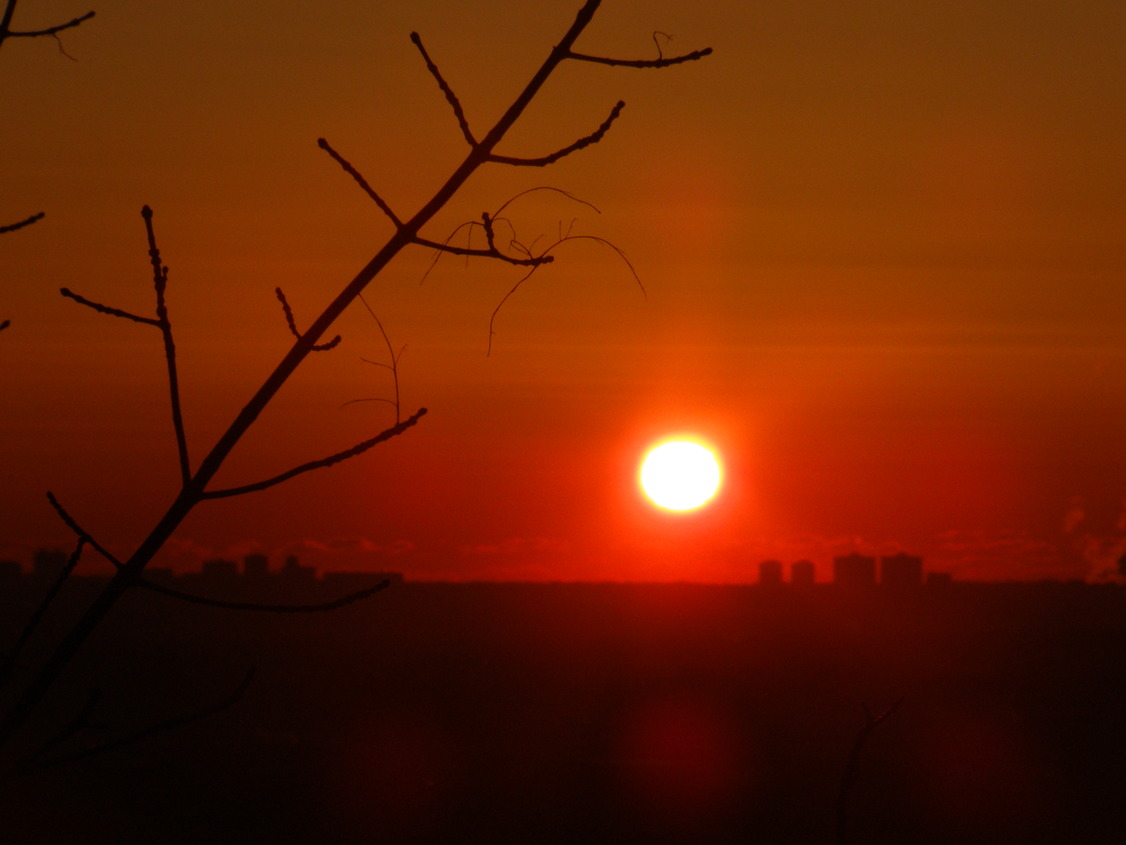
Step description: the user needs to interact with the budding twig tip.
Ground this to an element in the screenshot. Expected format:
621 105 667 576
141 205 153 219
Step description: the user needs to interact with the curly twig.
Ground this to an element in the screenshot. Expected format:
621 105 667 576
487 232 642 355
489 100 625 167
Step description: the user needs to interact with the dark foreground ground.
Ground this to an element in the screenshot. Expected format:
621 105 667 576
2 580 1125 843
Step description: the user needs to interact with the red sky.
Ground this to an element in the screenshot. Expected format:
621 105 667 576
2 0 1125 582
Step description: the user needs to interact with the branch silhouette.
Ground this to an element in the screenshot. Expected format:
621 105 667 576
0 0 711 759
0 1 94 54
836 697 905 845
11 669 255 776
0 211 44 234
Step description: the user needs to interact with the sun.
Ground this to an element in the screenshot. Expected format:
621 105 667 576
639 439 722 511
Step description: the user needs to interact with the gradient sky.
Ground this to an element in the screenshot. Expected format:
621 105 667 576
2 0 1124 582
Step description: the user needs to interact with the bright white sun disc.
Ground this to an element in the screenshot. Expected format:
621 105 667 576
640 440 721 511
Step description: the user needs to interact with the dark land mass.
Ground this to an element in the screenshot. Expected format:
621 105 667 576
2 580 1125 843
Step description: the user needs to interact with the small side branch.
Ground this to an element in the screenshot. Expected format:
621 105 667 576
409 31 476 147
46 491 122 569
355 293 403 423
566 45 713 68
13 668 255 775
0 320 9 332
136 579 392 613
201 406 427 500
8 686 101 776
0 212 44 234
275 287 342 351
0 537 86 689
411 233 553 268
836 697 905 845
317 138 402 228
488 100 625 167
142 206 192 487
3 10 94 40
60 288 158 326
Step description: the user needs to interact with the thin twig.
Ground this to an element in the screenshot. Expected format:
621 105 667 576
487 232 643 355
45 492 122 569
10 686 101 774
317 138 402 228
142 206 192 488
357 293 401 422
60 288 159 326
409 31 476 147
0 320 9 332
488 100 625 167
566 45 713 68
200 406 427 499
0 538 86 689
275 287 342 351
3 9 94 39
0 212 44 234
14 668 256 775
836 697 904 845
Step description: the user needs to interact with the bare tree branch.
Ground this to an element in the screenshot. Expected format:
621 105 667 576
412 234 554 267
60 287 159 325
141 206 192 487
488 100 625 167
836 697 905 845
0 320 9 332
317 137 403 228
200 406 427 500
0 538 86 689
275 287 342 351
0 211 44 234
7 686 102 776
566 45 713 68
13 668 255 775
0 0 711 753
2 9 94 40
0 1 94 60
45 491 121 568
409 31 476 147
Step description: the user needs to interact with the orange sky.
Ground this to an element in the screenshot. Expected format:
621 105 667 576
2 0 1125 582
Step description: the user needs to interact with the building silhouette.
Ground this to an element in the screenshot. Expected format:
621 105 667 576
791 559 816 586
881 553 923 588
758 559 783 586
243 553 269 579
833 553 876 587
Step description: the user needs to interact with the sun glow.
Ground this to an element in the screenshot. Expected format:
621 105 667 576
640 440 722 511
